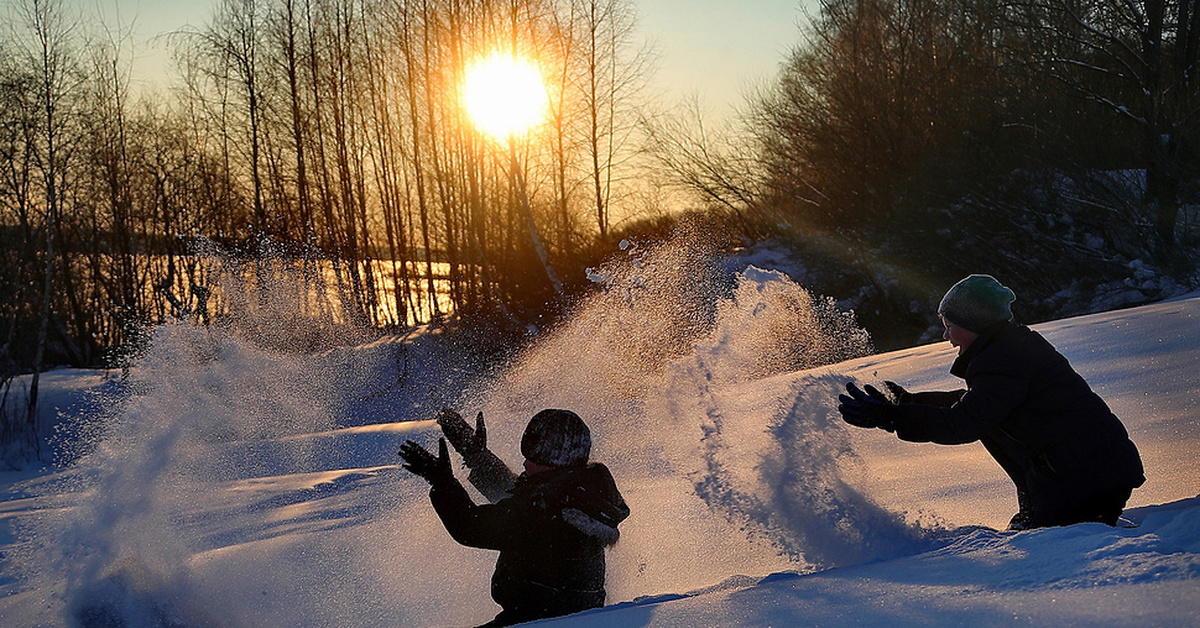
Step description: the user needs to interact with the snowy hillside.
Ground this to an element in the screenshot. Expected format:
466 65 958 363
0 252 1198 627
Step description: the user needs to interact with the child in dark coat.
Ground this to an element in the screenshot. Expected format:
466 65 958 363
839 274 1145 530
399 409 629 627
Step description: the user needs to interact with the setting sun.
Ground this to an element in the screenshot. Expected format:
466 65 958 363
463 52 549 141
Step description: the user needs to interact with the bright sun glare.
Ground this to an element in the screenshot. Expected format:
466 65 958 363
463 53 548 141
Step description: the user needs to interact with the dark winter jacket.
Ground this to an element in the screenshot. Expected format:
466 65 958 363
429 463 629 624
890 321 1145 526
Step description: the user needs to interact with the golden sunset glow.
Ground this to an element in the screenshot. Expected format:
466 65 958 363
463 52 548 141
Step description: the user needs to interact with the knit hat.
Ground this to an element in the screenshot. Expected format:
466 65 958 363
938 274 1016 333
520 409 592 468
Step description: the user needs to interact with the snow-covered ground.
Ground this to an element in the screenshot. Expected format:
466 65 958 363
0 243 1197 627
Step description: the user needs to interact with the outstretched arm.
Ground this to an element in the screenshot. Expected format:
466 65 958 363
838 381 967 435
428 479 519 550
892 369 1022 444
883 380 966 407
907 390 967 407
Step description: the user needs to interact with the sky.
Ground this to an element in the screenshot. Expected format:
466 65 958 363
634 0 808 119
79 0 809 123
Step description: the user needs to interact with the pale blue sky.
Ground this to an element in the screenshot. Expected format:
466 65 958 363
636 0 807 119
72 0 809 120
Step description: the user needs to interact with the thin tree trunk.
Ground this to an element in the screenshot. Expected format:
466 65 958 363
509 142 563 295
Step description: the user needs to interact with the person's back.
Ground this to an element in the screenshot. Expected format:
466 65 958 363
965 324 1141 470
439 462 624 623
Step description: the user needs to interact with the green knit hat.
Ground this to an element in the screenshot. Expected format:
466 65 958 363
938 275 1016 333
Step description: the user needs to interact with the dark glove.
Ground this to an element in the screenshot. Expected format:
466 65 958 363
399 438 454 486
883 380 911 403
436 409 487 459
862 383 890 404
838 382 896 432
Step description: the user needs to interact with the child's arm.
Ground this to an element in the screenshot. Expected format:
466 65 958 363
437 409 518 501
428 479 516 550
907 389 967 407
400 437 515 549
464 448 518 502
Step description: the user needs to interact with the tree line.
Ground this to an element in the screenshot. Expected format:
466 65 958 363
670 0 1198 346
0 0 655 370
1 0 1197 451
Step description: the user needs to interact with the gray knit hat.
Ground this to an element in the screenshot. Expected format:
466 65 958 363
521 409 591 468
938 274 1016 333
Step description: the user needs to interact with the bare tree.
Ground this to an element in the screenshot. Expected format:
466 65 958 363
0 44 39 329
750 0 1019 232
644 98 763 234
83 11 141 343
573 0 649 239
209 0 269 236
1014 0 1200 254
12 0 79 452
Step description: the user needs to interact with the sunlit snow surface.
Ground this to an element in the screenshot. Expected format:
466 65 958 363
0 239 1197 627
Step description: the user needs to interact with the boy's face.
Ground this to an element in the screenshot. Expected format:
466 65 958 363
941 315 979 353
524 459 554 476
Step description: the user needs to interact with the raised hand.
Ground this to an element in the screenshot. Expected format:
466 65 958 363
469 412 487 455
436 408 471 450
399 438 453 485
436 409 488 458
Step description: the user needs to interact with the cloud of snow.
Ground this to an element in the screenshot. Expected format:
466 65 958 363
14 229 937 627
444 227 930 603
8 256 443 627
12 320 348 626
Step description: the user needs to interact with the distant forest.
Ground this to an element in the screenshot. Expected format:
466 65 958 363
1 0 1197 374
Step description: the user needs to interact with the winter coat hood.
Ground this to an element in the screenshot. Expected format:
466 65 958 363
512 463 629 545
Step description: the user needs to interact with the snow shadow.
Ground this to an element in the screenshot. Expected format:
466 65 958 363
698 373 937 567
